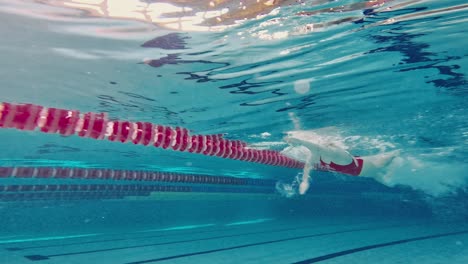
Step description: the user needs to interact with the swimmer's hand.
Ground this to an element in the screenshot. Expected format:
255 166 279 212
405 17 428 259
299 180 310 195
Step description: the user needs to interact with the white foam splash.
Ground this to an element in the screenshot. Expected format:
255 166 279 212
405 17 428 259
375 156 468 196
275 174 302 198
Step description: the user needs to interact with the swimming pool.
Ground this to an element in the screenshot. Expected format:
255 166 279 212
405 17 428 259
0 0 467 263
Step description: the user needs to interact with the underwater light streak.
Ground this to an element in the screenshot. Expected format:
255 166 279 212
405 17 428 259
137 224 216 233
0 233 99 244
0 235 27 240
225 218 274 226
159 224 216 231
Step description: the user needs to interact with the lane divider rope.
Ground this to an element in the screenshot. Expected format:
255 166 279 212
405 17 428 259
0 184 191 193
0 102 303 169
0 166 274 186
0 184 273 202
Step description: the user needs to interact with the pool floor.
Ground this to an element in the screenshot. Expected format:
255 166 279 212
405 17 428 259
2 216 467 264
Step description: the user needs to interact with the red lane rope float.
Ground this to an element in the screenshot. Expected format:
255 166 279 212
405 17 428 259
0 166 275 186
0 102 303 169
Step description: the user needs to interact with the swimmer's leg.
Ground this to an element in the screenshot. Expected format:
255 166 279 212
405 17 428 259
359 150 401 184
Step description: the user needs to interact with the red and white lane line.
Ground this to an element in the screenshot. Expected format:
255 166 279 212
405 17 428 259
0 102 304 169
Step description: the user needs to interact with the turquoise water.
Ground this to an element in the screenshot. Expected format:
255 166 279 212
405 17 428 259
0 0 467 263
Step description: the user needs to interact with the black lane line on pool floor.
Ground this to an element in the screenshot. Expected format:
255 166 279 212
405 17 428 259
9 217 317 251
6 219 399 252
23 224 407 261
7 221 286 251
17 222 384 256
10 219 375 252
292 229 468 264
13 222 302 252
122 224 422 264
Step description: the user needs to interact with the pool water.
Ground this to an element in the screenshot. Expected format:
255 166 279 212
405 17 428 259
0 0 467 263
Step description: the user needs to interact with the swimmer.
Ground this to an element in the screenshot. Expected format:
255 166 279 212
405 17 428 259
282 130 399 195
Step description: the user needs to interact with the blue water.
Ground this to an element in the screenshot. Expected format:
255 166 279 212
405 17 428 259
0 0 467 263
